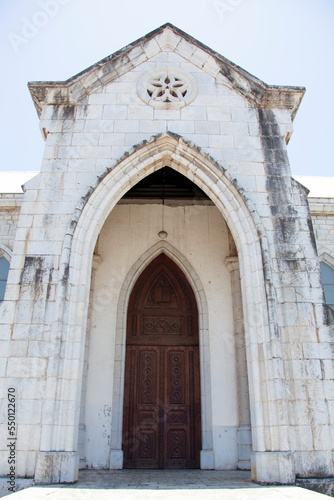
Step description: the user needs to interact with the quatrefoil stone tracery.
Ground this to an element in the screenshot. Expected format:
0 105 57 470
146 73 189 103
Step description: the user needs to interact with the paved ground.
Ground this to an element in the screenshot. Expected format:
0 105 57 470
3 470 328 499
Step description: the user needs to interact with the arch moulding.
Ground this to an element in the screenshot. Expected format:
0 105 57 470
36 133 293 484
0 243 12 261
109 240 213 469
319 251 334 269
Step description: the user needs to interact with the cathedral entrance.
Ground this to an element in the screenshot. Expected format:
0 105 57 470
122 253 201 468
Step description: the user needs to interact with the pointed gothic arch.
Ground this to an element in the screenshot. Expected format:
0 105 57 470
319 251 334 269
0 244 12 303
0 243 12 262
108 241 213 469
38 133 292 480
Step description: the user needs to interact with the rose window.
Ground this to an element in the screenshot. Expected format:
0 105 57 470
137 68 198 109
146 73 189 103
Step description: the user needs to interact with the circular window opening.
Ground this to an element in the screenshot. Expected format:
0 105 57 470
137 68 198 109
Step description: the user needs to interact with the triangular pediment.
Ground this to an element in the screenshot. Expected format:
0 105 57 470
28 23 304 120
144 271 180 310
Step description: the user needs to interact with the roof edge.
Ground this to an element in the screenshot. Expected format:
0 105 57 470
28 23 305 120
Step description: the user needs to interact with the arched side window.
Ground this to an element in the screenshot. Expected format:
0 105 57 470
0 257 10 302
320 261 334 311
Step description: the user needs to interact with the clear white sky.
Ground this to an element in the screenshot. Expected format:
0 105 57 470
0 0 333 176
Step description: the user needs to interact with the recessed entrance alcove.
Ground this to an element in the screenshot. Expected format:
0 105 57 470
79 166 250 471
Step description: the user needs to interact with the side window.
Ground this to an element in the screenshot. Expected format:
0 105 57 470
0 257 10 302
320 261 334 311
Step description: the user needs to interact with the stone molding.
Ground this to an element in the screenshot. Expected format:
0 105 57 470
225 256 239 273
137 67 198 109
110 240 214 468
0 243 12 261
319 251 334 269
92 253 102 271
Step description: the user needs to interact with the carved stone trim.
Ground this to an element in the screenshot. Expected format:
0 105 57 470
92 254 102 271
225 256 239 273
137 68 198 109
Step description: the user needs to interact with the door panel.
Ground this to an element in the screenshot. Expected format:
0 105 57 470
122 254 201 469
123 346 160 468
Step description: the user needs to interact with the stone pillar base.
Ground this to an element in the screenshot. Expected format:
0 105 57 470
35 451 79 484
237 460 251 470
200 449 214 469
294 450 334 477
237 425 251 470
251 451 295 484
109 449 123 469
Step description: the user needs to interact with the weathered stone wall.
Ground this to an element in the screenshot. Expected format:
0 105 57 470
0 24 333 484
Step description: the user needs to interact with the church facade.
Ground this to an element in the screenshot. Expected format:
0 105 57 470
0 24 333 485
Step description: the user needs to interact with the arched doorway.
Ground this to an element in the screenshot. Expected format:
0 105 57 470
122 253 201 468
48 134 290 481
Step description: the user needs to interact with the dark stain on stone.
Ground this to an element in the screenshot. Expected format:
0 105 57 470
307 217 317 254
278 259 301 272
217 64 263 103
259 235 271 283
82 186 95 201
263 136 284 151
54 89 67 105
257 109 273 141
257 109 300 257
297 477 334 496
35 266 43 284
264 163 290 177
43 214 53 226
69 219 78 232
81 104 89 118
274 149 289 163
51 106 59 120
258 110 290 175
274 217 298 245
259 234 280 338
258 110 288 159
62 105 75 120
266 175 289 193
257 107 331 330
46 268 53 301
323 304 334 326
22 256 44 270
62 263 70 284
20 256 46 299
270 203 297 217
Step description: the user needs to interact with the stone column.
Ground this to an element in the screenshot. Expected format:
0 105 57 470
225 256 252 470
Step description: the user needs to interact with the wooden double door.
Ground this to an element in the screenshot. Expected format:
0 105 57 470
123 254 201 469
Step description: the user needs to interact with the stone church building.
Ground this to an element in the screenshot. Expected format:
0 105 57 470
0 24 334 486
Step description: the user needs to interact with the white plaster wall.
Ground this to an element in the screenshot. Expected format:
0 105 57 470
83 202 237 469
